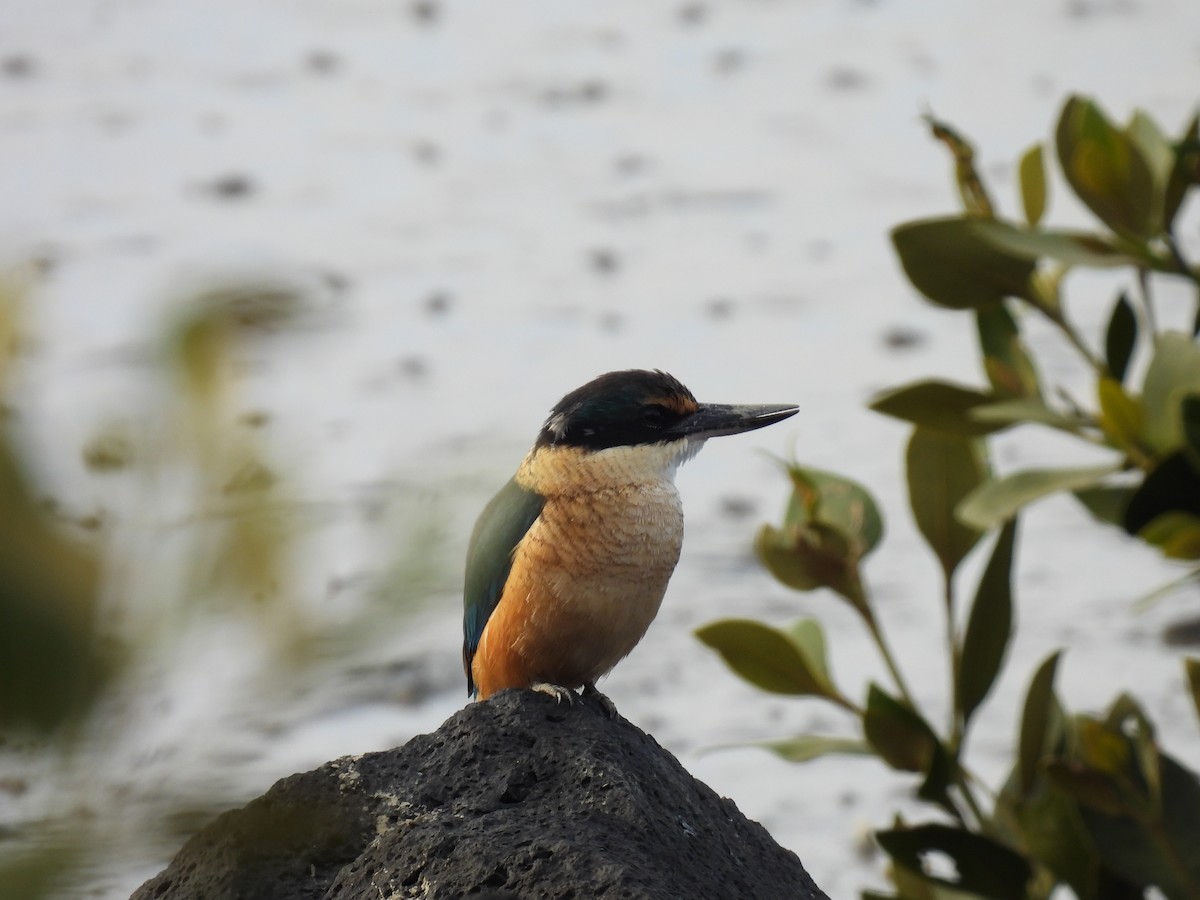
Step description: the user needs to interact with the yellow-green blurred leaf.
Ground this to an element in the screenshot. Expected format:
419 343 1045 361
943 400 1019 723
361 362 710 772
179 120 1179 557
1097 376 1145 451
696 618 845 703
871 380 1004 436
970 397 1082 432
957 464 1119 531
1019 143 1047 226
974 220 1142 268
976 304 1041 399
1127 110 1175 233
758 735 872 763
864 684 938 773
755 522 869 616
892 217 1037 310
1164 112 1200 230
1138 511 1200 560
906 428 987 581
783 464 885 557
1044 760 1129 816
1018 650 1063 795
959 519 1018 727
1056 95 1158 240
1186 658 1200 727
1142 332 1200 453
1072 484 1134 526
924 113 995 219
0 435 106 730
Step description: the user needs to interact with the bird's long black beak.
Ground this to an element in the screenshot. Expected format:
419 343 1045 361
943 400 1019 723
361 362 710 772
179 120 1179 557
667 402 799 440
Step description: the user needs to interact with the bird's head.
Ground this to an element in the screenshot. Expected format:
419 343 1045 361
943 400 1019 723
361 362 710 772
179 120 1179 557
535 369 798 457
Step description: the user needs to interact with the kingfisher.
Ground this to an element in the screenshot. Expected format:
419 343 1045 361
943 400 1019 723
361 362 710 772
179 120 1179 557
462 369 798 710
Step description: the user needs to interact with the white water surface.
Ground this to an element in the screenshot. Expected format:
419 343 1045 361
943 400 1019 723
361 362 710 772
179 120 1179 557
2 1 1200 897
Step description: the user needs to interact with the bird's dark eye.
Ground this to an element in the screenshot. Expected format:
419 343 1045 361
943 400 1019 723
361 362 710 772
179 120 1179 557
642 404 670 427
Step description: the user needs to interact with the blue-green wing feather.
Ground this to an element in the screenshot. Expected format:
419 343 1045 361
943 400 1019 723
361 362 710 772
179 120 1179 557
463 477 545 695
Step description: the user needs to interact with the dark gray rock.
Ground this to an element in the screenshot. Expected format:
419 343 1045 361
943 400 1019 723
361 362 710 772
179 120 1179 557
133 690 829 900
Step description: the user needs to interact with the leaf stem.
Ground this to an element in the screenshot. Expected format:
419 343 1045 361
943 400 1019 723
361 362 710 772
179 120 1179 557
1137 268 1161 347
864 610 918 712
944 573 964 751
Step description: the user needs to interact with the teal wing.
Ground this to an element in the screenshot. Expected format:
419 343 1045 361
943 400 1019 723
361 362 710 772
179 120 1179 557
463 477 545 696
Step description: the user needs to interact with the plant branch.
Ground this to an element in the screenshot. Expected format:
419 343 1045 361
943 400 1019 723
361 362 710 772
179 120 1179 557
1138 267 1161 346
864 610 918 712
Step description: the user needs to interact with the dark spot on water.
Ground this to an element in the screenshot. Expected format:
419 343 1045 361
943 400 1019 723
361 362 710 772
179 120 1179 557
882 325 926 351
719 495 756 519
678 3 708 26
543 80 609 107
713 48 745 75
1 55 35 79
613 153 649 177
589 248 619 275
597 311 623 334
199 173 256 201
705 297 734 319
304 49 342 75
399 355 429 381
413 140 441 166
826 66 869 91
319 269 352 296
424 291 452 316
411 1 440 24
238 410 271 428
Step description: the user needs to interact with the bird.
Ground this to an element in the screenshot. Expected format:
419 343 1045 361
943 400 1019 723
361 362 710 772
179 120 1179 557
462 369 798 711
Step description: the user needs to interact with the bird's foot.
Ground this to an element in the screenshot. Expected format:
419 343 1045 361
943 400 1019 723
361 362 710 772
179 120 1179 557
582 682 618 719
530 682 579 706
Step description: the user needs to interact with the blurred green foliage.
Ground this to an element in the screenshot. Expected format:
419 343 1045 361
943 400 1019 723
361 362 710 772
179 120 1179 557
699 96 1200 899
0 277 449 897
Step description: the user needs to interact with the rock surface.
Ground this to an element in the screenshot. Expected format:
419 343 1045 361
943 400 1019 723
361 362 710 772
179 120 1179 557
133 690 829 899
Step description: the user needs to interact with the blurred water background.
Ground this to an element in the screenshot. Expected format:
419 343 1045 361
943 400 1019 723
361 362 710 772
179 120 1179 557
1 1 1199 896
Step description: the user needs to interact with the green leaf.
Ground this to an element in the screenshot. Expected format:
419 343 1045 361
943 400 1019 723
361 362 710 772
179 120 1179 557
1183 394 1200 463
1097 375 1145 452
1127 110 1175 233
1138 511 1200 560
1142 332 1200 453
875 823 1033 900
1076 751 1200 899
976 304 1040 399
1018 650 1063 795
1186 658 1200 728
1123 451 1200 543
1105 292 1138 384
957 464 1119 531
1019 143 1047 226
870 380 1004 436
975 220 1141 268
959 519 1018 727
1056 95 1158 239
892 217 1037 310
695 618 846 703
1164 112 1199 231
1044 759 1129 817
863 683 938 773
756 522 870 615
1072 484 1134 526
906 428 987 582
1006 775 1100 899
784 464 885 557
970 397 1083 432
757 735 873 763
925 113 995 218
